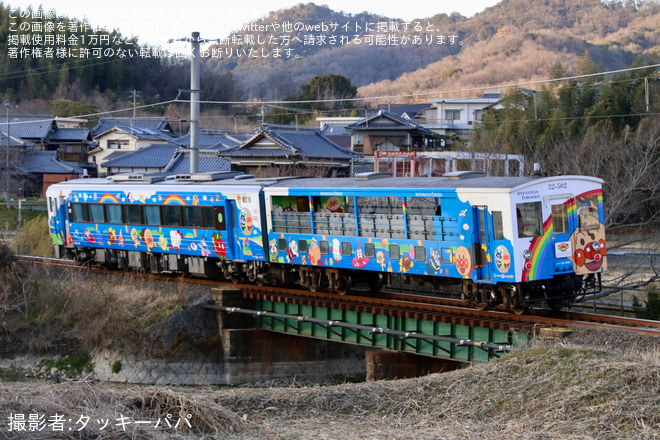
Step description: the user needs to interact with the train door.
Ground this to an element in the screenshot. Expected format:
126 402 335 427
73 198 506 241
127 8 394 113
474 206 492 281
225 199 239 259
213 202 234 260
47 194 68 257
548 196 574 264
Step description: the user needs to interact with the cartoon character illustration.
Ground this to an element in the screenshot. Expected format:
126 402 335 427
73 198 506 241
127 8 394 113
170 230 183 252
193 194 199 206
571 224 607 274
309 238 322 266
494 246 511 273
427 247 442 274
108 227 117 245
200 237 210 257
117 230 125 247
269 239 278 259
141 229 155 251
352 245 369 268
239 209 253 235
332 238 342 262
131 228 140 248
287 240 299 263
213 233 227 258
325 196 343 213
158 234 169 251
83 229 96 244
455 246 472 277
376 251 386 270
399 254 413 273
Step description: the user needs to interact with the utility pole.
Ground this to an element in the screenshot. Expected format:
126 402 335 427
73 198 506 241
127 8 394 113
190 31 200 174
4 101 10 209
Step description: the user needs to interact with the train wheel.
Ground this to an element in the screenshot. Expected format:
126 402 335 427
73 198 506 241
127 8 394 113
336 275 351 295
367 273 384 293
511 305 528 315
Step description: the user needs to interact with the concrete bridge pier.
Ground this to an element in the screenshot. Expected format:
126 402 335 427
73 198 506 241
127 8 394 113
212 288 368 385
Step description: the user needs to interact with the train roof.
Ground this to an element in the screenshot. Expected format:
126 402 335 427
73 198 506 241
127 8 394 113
266 173 604 192
47 172 603 195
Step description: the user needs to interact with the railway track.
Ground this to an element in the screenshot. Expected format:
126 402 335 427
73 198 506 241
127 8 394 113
16 254 660 337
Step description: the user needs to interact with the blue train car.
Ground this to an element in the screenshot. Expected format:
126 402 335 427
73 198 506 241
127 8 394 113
263 172 606 311
46 171 607 312
46 173 270 282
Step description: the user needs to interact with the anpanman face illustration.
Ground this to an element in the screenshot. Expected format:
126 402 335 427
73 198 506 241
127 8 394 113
455 246 472 277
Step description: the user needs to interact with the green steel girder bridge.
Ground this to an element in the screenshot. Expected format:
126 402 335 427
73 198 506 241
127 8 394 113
209 291 531 363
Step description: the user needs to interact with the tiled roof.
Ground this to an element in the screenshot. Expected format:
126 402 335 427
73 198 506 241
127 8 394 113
0 133 35 148
0 115 56 140
164 151 231 174
18 150 85 174
90 117 180 139
220 124 361 160
346 110 433 134
176 131 243 149
49 127 91 142
102 143 179 168
375 103 430 119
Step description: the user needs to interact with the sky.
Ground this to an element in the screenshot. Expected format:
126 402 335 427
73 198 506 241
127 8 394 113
5 0 501 47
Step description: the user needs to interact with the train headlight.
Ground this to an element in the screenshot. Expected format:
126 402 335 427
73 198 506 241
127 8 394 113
522 249 532 260
591 241 601 252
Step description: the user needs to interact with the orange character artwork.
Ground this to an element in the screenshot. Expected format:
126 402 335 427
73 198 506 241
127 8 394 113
571 224 607 274
455 246 472 277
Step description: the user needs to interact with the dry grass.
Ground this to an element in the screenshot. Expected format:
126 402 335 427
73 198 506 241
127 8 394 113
1 264 193 353
2 329 660 439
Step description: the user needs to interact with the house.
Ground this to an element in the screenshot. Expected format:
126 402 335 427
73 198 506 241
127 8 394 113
425 93 504 146
15 150 85 197
218 124 362 178
89 117 181 176
102 143 181 175
102 143 231 176
346 110 440 155
175 129 243 150
375 103 431 122
0 114 56 150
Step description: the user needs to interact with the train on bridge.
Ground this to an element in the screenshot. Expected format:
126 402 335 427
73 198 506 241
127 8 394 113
46 171 607 313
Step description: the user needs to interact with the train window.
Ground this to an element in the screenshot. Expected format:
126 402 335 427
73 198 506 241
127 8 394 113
202 207 215 229
320 240 329 255
577 195 600 231
552 204 569 234
493 211 504 240
106 204 122 223
342 241 352 257
407 197 437 215
414 246 426 262
272 195 309 212
123 204 142 225
144 205 161 226
389 244 400 260
214 206 227 230
184 206 204 228
70 203 88 222
89 204 105 223
364 242 375 258
278 238 287 252
162 206 182 227
516 202 542 238
441 248 453 264
298 239 308 253
314 195 346 213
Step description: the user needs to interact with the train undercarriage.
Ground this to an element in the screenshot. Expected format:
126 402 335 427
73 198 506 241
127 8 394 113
59 245 601 314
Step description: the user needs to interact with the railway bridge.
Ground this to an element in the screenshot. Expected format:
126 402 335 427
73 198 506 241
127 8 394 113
207 287 528 382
